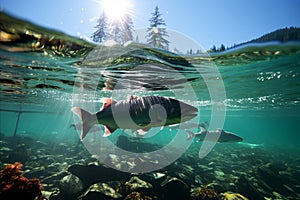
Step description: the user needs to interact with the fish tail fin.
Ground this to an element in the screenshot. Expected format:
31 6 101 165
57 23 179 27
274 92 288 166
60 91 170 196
71 107 97 140
186 130 195 140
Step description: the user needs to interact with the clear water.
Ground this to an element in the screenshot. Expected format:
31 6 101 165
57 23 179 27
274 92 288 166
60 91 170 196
1 12 300 199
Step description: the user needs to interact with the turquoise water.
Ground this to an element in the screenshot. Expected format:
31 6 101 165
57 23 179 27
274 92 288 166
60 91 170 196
1 12 300 199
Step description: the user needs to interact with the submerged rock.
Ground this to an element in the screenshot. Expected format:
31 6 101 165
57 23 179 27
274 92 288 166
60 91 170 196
59 174 83 198
7 144 29 163
257 165 291 195
194 175 203 185
0 146 11 152
41 190 54 200
116 176 152 196
160 177 190 200
236 175 264 199
219 192 248 200
23 166 46 179
214 170 225 181
190 185 219 200
128 176 152 189
68 163 131 187
42 170 69 186
79 183 122 200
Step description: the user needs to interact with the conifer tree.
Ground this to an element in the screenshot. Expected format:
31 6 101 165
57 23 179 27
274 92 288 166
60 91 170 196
122 14 134 43
109 20 123 44
146 6 169 50
219 44 226 52
135 35 140 43
91 12 108 43
211 45 217 52
92 13 135 44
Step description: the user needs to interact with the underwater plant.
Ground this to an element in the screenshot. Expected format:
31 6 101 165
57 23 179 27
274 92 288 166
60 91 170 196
191 184 219 200
124 191 152 200
116 181 134 195
116 176 152 196
0 162 45 200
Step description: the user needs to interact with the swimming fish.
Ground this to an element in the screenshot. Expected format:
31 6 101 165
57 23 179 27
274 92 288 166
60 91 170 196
170 121 242 142
168 121 209 132
186 128 243 143
72 95 198 140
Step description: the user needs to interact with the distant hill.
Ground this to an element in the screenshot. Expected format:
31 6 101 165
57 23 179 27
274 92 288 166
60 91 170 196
209 27 300 52
228 27 300 50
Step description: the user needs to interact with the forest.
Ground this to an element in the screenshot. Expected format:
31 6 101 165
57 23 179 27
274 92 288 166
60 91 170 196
209 27 300 53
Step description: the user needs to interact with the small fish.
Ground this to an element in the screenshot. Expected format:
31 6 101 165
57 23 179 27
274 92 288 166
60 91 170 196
72 95 198 140
169 121 209 131
185 123 243 142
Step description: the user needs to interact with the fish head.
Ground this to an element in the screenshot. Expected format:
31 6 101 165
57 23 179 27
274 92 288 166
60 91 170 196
179 102 198 122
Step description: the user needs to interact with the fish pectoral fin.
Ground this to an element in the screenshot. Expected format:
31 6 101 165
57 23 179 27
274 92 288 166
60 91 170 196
216 128 223 133
103 125 117 137
186 130 196 140
137 128 151 135
199 124 207 132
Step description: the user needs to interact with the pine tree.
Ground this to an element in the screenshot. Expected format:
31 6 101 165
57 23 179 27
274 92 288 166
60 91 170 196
122 14 134 43
135 35 140 43
91 12 108 43
92 12 136 45
219 44 226 52
109 20 123 44
211 45 217 52
146 6 169 50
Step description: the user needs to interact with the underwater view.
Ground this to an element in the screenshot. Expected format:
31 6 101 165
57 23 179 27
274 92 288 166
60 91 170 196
1 10 300 200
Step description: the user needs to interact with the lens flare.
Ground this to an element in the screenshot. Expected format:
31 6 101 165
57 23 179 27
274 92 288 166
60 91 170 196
101 0 132 21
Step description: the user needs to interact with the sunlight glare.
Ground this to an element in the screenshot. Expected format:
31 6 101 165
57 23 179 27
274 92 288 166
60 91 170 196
102 0 132 21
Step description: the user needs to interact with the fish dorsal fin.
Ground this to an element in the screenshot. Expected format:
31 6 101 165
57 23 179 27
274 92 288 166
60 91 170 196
127 95 139 101
101 98 117 110
199 126 207 133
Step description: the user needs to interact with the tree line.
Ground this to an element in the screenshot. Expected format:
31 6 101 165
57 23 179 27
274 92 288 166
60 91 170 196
91 6 169 50
92 7 300 54
209 27 300 53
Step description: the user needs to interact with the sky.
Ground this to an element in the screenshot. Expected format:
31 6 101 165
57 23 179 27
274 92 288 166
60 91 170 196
1 0 300 51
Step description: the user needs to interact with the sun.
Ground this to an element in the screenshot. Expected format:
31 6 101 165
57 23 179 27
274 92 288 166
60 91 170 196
101 0 132 21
